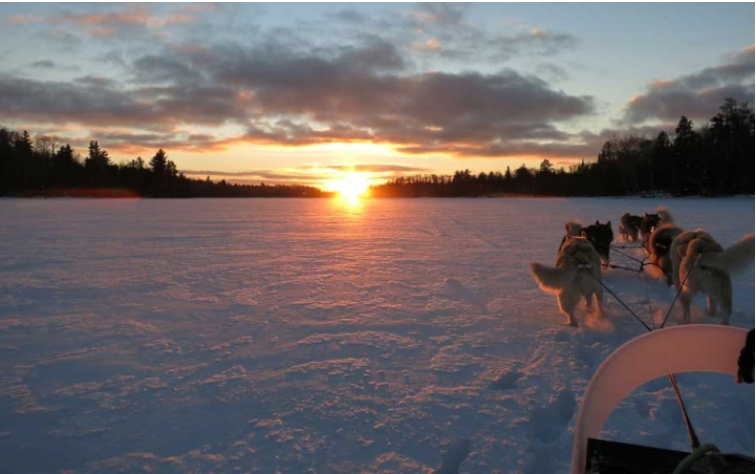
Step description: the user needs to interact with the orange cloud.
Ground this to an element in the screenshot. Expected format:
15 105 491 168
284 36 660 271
8 15 43 25
531 28 547 38
408 11 435 24
411 39 441 52
178 3 220 14
650 79 675 90
53 4 198 36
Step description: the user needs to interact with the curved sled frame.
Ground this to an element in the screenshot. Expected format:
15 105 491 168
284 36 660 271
571 325 748 474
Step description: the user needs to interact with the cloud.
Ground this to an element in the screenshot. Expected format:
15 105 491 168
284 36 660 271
75 75 118 88
179 163 430 186
19 3 219 41
28 60 81 72
90 130 227 154
411 39 442 52
8 14 43 26
409 3 470 28
166 41 594 147
54 4 195 32
0 4 598 162
177 3 220 14
28 129 236 157
179 169 325 183
29 60 56 69
328 164 430 173
39 26 83 50
335 39 406 72
331 9 369 24
394 122 681 161
403 5 578 61
241 122 377 147
0 34 596 160
395 141 598 160
623 45 755 123
177 170 313 189
132 55 205 84
328 4 577 63
492 29 579 59
0 76 247 131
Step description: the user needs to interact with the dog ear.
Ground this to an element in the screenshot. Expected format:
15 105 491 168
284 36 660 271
607 221 611 227
644 213 649 218
595 220 600 225
581 230 588 238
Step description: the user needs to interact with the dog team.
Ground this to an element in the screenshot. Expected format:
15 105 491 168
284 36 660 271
531 207 754 327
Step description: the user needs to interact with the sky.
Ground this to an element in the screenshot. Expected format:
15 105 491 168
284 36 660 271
0 2 753 189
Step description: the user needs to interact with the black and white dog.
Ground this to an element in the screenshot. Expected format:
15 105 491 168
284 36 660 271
561 220 614 263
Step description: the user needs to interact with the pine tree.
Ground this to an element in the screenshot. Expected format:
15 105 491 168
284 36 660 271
150 149 168 176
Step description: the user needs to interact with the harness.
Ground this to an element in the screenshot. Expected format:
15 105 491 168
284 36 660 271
605 243 669 277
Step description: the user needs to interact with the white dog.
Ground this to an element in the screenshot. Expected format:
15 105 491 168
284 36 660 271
670 230 755 325
530 237 604 327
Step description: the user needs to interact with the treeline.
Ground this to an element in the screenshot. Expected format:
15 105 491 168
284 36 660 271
2 98 753 199
0 133 327 198
371 98 755 197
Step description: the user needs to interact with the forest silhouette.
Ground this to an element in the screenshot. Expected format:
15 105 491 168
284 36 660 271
1 98 752 198
372 98 754 198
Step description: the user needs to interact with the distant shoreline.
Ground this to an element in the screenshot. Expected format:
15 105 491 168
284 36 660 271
4 190 751 200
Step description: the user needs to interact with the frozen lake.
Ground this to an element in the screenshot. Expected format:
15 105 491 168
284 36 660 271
0 197 753 473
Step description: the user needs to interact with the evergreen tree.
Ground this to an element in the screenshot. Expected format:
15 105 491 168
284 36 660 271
150 149 168 176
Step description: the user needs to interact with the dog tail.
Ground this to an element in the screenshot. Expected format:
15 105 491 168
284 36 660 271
656 206 674 225
565 220 582 237
530 262 576 292
711 233 755 274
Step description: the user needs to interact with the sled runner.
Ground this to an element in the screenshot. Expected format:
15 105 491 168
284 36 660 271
571 325 754 474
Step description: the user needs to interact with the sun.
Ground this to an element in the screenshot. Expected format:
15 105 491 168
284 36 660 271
329 173 371 202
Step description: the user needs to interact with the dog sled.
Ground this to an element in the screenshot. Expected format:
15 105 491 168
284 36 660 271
571 325 754 474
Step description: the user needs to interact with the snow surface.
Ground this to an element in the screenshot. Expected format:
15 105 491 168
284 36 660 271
0 197 753 474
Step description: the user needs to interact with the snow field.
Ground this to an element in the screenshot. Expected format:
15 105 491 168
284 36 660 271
0 197 752 473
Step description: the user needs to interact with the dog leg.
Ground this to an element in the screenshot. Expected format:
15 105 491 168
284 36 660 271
594 291 605 319
584 293 594 312
558 289 580 327
717 276 733 326
660 256 674 287
672 262 684 294
707 296 717 317
701 267 733 326
679 291 693 324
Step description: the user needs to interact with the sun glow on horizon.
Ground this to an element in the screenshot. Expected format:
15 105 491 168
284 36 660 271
327 172 371 204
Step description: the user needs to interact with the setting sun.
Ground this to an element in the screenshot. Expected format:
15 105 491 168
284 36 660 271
329 173 371 201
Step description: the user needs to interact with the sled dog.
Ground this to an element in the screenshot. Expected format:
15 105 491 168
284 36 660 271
639 207 674 241
561 220 614 263
619 213 643 242
531 237 604 327
646 225 684 286
670 230 755 325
